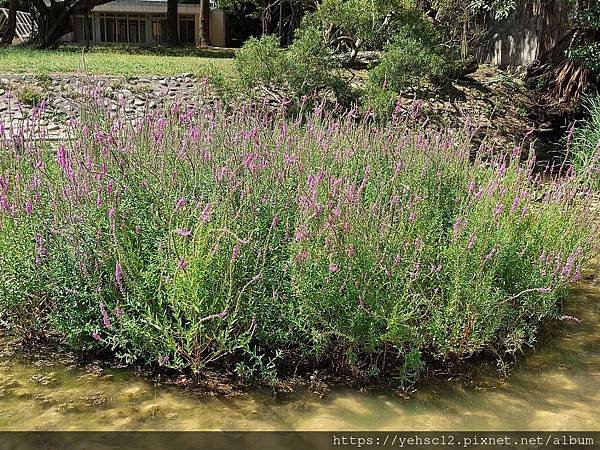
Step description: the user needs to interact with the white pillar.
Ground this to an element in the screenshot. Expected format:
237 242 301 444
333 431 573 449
93 15 101 42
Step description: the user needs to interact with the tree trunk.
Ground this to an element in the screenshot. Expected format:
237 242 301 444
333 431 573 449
199 0 210 47
29 0 115 49
33 2 73 48
525 0 598 102
1 0 18 45
167 0 179 46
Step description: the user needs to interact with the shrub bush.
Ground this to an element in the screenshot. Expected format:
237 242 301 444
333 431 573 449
303 0 427 52
0 99 597 385
234 34 286 91
368 24 458 94
234 27 350 106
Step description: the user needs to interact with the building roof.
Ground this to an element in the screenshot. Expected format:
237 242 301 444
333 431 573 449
92 0 216 14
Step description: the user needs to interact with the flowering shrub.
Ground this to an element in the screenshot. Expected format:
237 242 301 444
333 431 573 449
0 97 598 384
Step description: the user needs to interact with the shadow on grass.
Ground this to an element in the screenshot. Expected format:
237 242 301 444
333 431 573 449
59 43 236 58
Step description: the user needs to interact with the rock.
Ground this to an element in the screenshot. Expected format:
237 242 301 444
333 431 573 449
0 89 5 96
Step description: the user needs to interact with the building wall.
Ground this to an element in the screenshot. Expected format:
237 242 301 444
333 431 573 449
68 8 228 47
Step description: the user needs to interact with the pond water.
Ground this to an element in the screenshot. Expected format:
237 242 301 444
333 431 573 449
0 281 598 431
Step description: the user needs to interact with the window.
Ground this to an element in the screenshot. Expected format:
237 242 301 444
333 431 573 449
105 18 116 42
129 19 139 43
72 16 93 41
117 18 127 42
152 17 167 44
179 16 195 44
139 18 147 43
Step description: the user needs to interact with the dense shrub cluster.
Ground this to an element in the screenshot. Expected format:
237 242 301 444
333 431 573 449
369 25 454 91
0 97 597 384
233 1 462 115
365 22 460 115
234 27 349 107
303 0 416 51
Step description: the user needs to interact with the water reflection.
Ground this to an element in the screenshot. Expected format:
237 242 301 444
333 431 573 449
0 282 598 431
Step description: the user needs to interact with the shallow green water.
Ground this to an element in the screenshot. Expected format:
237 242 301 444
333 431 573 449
0 282 598 431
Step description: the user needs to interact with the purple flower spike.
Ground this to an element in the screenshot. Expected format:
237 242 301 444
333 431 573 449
271 215 280 229
493 203 504 220
346 244 356 258
115 262 123 287
91 331 102 341
201 203 211 223
295 250 309 264
231 244 240 261
99 301 111 329
175 197 186 211
175 228 192 237
177 258 188 270
485 247 497 261
467 234 476 251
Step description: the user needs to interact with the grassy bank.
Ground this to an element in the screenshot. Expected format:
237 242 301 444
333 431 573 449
0 98 598 385
0 46 235 77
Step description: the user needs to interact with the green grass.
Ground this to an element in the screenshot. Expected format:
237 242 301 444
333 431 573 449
0 45 235 77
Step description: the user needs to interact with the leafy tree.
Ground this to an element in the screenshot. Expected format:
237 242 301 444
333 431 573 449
28 0 116 48
470 0 516 20
219 0 317 44
305 0 415 51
